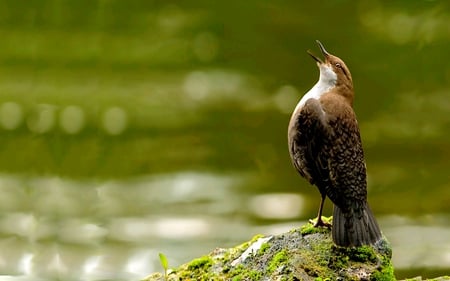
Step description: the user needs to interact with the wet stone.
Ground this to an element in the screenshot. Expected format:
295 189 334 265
143 218 396 281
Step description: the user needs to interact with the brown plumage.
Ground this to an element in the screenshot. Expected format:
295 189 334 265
288 41 381 247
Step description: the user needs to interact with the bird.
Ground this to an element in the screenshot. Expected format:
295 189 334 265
287 40 382 247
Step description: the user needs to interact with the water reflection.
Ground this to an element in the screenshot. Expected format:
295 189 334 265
249 193 304 219
0 172 248 279
110 217 211 241
0 173 448 279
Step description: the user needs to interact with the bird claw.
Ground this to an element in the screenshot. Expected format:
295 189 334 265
309 217 332 228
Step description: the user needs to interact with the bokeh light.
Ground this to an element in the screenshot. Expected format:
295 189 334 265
27 105 56 134
59 105 85 134
102 107 128 135
0 102 23 130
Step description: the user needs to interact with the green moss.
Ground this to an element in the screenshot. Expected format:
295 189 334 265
232 234 264 254
227 264 263 280
333 245 378 263
252 270 263 279
328 243 395 281
300 217 332 235
258 242 270 255
144 220 397 281
370 263 395 281
249 234 265 243
268 249 289 274
177 255 214 280
402 275 450 281
220 235 264 266
187 256 213 271
370 252 395 281
353 245 377 262
329 244 378 270
329 253 349 270
228 264 245 280
299 250 333 278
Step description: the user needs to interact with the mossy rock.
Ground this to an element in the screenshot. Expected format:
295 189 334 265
144 217 399 281
401 277 450 281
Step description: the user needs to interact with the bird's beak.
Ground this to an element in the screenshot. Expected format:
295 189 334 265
307 40 330 64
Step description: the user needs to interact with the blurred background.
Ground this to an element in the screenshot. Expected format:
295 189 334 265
0 0 448 280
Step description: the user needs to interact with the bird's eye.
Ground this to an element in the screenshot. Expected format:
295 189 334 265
335 63 341 68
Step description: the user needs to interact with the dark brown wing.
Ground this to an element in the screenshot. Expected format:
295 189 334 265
325 111 368 212
324 105 378 246
289 98 367 210
288 98 331 197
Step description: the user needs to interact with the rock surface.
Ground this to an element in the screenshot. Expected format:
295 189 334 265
144 217 398 281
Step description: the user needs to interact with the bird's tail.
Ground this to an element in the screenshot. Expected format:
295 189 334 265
332 203 382 247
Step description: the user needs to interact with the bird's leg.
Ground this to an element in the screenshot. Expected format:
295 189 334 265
309 194 331 228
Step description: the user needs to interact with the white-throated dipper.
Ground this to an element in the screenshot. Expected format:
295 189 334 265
288 40 382 247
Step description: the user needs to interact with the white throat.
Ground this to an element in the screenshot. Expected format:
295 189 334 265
293 64 337 113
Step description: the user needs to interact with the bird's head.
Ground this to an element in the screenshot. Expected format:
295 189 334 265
307 40 353 90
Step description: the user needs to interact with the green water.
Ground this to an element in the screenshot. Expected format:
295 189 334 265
0 1 448 280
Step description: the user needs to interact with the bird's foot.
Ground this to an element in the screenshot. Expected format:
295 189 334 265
309 216 332 228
